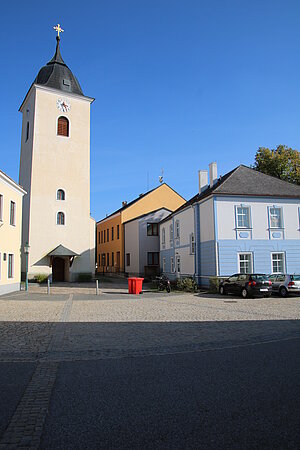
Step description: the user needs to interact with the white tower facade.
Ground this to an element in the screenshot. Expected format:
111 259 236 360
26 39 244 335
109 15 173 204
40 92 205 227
19 32 95 281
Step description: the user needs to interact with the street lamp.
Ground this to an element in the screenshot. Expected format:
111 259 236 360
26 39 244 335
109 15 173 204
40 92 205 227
24 241 30 291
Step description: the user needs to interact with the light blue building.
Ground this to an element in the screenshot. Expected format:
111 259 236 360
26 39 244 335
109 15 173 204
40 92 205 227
160 163 300 285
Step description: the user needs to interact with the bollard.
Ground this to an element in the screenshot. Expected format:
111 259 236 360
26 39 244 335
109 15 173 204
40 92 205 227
47 279 50 295
96 280 99 295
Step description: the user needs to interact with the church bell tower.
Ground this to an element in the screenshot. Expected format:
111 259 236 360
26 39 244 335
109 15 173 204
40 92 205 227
19 25 95 281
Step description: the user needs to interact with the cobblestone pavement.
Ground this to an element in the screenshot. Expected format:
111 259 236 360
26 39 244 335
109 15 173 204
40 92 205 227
0 285 299 448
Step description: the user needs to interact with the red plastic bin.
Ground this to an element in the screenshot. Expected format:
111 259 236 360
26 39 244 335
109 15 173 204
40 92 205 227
128 277 144 294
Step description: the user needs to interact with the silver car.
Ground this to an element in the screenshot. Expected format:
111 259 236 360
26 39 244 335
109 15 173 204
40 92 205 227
269 274 300 297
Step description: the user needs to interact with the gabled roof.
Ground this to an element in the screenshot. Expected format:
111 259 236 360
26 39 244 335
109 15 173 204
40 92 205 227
0 169 26 194
159 165 300 224
123 207 172 225
97 183 185 224
47 244 79 257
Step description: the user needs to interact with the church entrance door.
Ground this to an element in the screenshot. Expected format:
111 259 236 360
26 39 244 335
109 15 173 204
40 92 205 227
52 257 65 282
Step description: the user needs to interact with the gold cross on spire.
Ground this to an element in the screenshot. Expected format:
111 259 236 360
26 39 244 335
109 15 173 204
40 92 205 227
53 23 64 38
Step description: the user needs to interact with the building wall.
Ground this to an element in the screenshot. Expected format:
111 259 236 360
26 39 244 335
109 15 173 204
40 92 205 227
138 209 170 276
216 196 300 240
96 214 123 273
0 174 25 295
215 196 300 276
19 86 94 280
96 184 185 274
124 220 139 275
160 207 195 279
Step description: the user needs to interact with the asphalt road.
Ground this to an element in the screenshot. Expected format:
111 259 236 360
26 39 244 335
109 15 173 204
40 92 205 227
37 338 300 450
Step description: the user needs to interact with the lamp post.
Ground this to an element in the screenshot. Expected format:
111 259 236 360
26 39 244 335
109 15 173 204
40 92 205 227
24 241 30 291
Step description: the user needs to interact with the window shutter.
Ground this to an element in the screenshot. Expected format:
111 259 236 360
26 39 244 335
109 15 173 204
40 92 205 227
57 117 69 137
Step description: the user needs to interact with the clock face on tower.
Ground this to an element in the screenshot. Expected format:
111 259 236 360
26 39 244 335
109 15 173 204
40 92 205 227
57 99 71 113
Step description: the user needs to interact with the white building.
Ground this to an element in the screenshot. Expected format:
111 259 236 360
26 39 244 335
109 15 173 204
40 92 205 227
0 170 26 295
124 208 171 277
159 204 195 279
19 30 95 282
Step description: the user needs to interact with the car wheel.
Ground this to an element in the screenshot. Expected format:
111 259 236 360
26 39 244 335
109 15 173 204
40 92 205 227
279 286 288 298
219 285 226 295
241 288 248 299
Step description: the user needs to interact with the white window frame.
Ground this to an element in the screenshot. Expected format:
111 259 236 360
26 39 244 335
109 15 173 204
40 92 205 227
8 254 14 279
190 233 195 254
10 201 16 226
235 205 251 229
162 257 166 273
269 206 283 229
175 220 180 239
271 252 285 274
161 227 165 245
176 255 181 273
56 211 66 226
238 252 253 274
57 189 66 201
170 256 175 273
0 194 3 221
170 223 173 241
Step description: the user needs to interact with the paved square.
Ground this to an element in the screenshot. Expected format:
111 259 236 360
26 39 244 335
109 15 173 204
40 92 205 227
0 283 299 448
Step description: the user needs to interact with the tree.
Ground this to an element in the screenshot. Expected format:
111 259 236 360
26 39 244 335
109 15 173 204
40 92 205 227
254 145 300 185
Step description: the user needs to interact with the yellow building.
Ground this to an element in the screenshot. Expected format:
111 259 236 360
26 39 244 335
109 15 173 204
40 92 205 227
0 170 26 295
96 183 185 274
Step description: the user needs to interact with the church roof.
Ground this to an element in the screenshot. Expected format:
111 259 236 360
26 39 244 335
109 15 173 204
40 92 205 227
34 36 83 96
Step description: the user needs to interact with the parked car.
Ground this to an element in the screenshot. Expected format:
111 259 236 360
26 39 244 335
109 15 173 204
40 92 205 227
268 274 300 297
219 273 272 298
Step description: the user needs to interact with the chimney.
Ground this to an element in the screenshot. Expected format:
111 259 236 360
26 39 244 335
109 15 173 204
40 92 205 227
198 170 208 193
209 162 218 187
122 201 127 207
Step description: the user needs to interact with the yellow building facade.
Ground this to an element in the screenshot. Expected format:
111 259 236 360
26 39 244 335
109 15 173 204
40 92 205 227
96 183 185 274
0 170 26 295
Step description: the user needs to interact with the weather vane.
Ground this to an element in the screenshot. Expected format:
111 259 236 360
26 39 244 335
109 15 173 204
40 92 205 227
53 23 64 38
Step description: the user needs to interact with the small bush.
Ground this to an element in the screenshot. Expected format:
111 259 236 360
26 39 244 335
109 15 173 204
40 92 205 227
176 277 198 293
34 274 49 284
209 276 220 293
77 272 92 282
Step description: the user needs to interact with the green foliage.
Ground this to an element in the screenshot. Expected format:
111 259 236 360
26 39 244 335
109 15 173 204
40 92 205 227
77 272 92 282
254 145 300 185
34 274 49 284
209 276 219 293
176 277 198 292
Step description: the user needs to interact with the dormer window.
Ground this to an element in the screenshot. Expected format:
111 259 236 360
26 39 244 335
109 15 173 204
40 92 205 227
57 189 65 201
57 116 69 137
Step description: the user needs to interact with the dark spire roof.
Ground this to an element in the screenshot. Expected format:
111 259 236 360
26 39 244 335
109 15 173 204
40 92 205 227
34 36 83 96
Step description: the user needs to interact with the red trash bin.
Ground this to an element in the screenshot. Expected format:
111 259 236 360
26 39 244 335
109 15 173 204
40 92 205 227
128 277 144 294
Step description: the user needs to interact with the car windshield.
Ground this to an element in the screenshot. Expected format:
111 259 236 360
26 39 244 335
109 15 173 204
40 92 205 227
290 275 300 281
251 274 269 281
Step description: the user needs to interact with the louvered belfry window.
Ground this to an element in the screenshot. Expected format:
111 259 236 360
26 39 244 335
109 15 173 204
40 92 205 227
57 116 69 137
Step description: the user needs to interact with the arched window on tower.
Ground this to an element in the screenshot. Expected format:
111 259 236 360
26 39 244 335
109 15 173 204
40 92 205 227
57 116 69 137
57 189 65 200
57 212 65 225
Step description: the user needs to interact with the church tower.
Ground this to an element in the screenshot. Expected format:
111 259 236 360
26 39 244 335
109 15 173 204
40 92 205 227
19 25 95 281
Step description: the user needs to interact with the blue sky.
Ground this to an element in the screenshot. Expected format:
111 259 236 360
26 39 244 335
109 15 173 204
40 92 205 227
1 0 300 219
